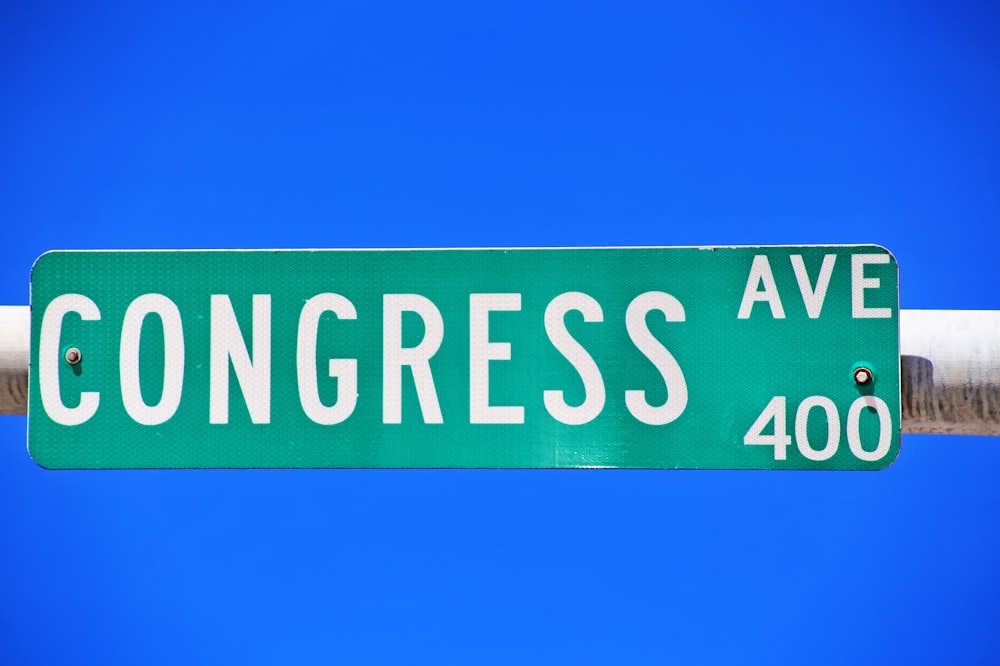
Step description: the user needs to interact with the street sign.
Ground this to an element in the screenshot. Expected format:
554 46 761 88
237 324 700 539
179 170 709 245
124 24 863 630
29 247 900 469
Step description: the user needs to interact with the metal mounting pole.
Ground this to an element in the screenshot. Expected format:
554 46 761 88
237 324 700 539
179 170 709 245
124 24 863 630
900 310 1000 435
0 306 29 415
1 306 998 435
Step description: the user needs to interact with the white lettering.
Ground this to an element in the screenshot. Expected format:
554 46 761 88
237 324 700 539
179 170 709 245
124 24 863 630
120 294 185 425
795 396 839 461
210 294 271 424
790 254 836 319
625 291 688 425
847 395 892 461
738 255 785 319
39 294 101 426
543 292 605 425
383 294 444 424
296 293 358 425
470 293 524 424
851 254 892 318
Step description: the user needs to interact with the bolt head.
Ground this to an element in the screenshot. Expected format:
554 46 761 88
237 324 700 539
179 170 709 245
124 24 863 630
65 347 81 365
853 367 872 385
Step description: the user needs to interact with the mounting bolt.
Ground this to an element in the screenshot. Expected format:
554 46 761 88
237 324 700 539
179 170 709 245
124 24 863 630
853 366 872 386
64 347 82 365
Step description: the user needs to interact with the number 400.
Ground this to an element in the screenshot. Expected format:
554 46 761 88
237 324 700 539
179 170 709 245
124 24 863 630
744 395 893 462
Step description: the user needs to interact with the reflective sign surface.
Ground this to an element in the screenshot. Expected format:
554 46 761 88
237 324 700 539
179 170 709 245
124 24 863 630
29 247 900 469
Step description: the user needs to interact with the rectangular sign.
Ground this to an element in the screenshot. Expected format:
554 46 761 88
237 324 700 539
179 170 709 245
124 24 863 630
29 247 900 469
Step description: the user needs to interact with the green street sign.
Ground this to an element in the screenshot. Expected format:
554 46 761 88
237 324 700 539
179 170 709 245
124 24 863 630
28 247 900 470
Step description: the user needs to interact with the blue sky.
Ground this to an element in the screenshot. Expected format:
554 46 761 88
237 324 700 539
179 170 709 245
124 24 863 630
2 2 999 663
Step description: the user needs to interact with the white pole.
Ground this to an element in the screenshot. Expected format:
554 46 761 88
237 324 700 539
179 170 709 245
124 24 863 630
0 306 29 416
900 310 1000 435
1 306 998 435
